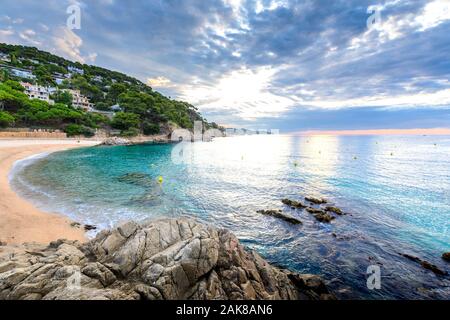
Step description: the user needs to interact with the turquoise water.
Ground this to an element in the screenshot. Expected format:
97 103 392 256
11 135 450 299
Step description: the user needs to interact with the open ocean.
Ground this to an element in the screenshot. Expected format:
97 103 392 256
10 134 450 299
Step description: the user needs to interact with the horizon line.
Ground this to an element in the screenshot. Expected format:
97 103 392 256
290 128 450 136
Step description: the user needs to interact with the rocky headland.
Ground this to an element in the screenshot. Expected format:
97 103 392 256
0 218 334 300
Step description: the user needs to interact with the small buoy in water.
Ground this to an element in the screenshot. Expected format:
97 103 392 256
353 156 357 160
318 150 321 154
294 161 298 167
157 176 163 184
434 143 437 146
390 152 394 156
241 155 244 160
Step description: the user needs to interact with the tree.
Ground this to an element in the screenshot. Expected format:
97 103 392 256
52 91 73 107
0 111 15 128
107 83 127 103
143 121 160 135
111 112 140 131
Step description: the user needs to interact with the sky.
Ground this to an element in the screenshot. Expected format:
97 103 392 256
1 0 450 132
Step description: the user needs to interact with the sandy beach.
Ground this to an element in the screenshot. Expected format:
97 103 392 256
0 139 100 245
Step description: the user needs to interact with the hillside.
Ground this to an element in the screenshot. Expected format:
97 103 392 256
0 43 219 137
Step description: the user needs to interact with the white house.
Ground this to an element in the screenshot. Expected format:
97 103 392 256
20 82 55 104
65 89 94 111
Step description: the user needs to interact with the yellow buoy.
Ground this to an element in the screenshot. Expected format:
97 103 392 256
157 176 163 184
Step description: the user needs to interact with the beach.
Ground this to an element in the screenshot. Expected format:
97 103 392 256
0 139 100 245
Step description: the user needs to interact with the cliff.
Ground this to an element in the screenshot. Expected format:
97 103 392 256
0 218 334 300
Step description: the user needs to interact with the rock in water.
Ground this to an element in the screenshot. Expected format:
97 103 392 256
443 252 450 262
117 172 155 188
325 206 343 215
257 209 302 225
281 198 307 209
400 253 448 276
305 197 327 205
306 208 335 223
0 218 334 300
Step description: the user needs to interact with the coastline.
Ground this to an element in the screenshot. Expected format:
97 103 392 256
0 139 100 245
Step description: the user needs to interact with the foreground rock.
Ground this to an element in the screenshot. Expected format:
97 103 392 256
0 218 334 300
257 209 302 225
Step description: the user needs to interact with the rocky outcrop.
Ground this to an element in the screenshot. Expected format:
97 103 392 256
256 210 302 225
102 137 132 146
0 218 333 300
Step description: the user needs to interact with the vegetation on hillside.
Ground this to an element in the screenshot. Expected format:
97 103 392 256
0 43 218 137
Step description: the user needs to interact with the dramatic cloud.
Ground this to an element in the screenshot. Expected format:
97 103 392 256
0 0 449 130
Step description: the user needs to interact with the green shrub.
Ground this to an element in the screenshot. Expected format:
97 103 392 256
65 124 95 137
120 128 140 137
0 111 15 128
143 122 160 135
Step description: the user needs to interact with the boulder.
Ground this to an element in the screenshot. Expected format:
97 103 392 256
257 210 302 225
0 218 334 300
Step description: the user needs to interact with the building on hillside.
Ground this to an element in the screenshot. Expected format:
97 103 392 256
65 89 94 111
20 82 55 105
68 66 84 75
110 104 123 112
53 72 69 85
8 67 36 80
0 52 10 62
93 75 103 82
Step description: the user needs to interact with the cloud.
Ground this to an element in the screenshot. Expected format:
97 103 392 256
0 0 449 129
19 29 40 46
147 76 173 88
52 27 97 64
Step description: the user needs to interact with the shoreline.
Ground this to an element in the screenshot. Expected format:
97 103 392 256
0 139 100 245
